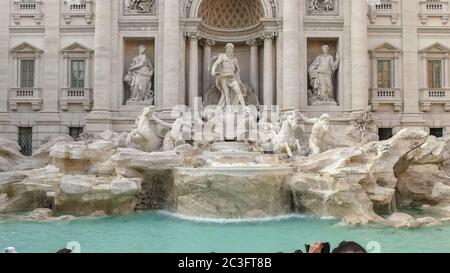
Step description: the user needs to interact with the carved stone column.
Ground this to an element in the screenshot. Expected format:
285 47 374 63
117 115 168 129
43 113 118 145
0 0 9 112
263 33 275 106
187 32 199 108
86 0 113 133
351 0 369 110
201 39 215 97
42 0 61 113
282 0 300 109
162 0 181 108
247 39 260 94
401 0 424 126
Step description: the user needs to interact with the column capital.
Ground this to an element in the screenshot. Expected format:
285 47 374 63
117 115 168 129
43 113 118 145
185 32 200 41
200 38 215 47
262 31 277 40
246 38 262 47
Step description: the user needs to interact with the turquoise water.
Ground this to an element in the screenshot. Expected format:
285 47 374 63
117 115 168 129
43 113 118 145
1 211 450 253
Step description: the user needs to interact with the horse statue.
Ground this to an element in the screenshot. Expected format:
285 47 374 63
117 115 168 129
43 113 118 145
270 111 304 158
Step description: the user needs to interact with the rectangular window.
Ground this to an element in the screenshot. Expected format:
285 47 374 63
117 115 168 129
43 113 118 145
430 128 444 138
20 60 34 88
18 127 33 156
377 60 392 88
69 127 84 141
428 60 443 88
378 128 393 141
71 60 85 88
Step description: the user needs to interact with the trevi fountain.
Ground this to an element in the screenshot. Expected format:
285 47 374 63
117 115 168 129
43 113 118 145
2 42 450 253
2 0 450 253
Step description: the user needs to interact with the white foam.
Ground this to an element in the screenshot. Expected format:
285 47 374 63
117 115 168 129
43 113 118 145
157 211 309 224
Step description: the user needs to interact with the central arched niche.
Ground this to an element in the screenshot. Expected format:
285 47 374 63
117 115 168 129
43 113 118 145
198 0 264 30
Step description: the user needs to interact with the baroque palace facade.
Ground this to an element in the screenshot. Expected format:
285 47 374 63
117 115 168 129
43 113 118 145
1 0 450 154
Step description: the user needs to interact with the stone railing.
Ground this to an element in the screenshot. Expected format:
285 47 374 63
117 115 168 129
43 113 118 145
60 88 92 111
420 88 450 111
9 87 43 111
63 0 94 24
419 0 450 25
370 87 402 111
368 0 400 24
12 1 43 25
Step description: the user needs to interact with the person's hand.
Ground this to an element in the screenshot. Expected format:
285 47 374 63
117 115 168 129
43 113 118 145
308 242 324 254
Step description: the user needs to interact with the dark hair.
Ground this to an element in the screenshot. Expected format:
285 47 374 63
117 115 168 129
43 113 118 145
56 248 72 254
332 241 367 253
293 249 304 253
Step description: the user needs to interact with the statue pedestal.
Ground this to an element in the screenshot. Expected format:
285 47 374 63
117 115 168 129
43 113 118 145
126 100 154 107
312 101 338 107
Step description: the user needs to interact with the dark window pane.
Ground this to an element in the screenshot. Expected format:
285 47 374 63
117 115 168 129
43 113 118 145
71 60 86 88
20 60 34 88
377 60 392 88
69 127 84 141
18 127 33 156
379 128 393 141
428 60 442 88
430 128 444 138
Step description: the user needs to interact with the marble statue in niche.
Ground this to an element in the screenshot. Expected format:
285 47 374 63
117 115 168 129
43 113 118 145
124 0 155 14
210 43 247 107
307 0 336 14
308 45 340 105
124 45 154 105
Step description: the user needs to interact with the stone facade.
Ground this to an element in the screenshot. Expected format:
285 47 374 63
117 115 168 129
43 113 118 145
2 0 450 152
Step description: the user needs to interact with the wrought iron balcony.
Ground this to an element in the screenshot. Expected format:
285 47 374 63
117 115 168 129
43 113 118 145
63 0 94 25
370 87 402 112
420 88 450 111
12 0 43 25
60 88 93 111
419 0 450 25
9 87 43 111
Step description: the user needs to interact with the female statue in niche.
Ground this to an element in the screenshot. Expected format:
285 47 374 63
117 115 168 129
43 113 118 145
124 45 154 104
308 45 340 104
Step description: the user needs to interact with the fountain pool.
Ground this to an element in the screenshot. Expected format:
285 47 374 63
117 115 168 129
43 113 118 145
1 211 450 253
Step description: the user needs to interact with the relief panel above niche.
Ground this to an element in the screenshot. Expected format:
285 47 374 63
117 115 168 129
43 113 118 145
306 0 338 16
123 0 157 15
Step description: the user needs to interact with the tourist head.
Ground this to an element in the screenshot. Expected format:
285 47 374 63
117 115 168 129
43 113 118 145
138 45 146 54
332 241 367 253
225 43 235 56
3 247 18 253
56 248 72 254
321 45 329 54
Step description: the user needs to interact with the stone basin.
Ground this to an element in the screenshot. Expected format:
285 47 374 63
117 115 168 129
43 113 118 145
173 164 295 219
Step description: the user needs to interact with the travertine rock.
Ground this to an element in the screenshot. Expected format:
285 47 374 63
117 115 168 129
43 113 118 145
289 173 382 225
174 166 293 218
0 139 25 172
386 213 440 229
113 148 183 175
0 166 62 213
54 175 141 216
24 135 75 170
50 140 117 174
291 129 429 224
